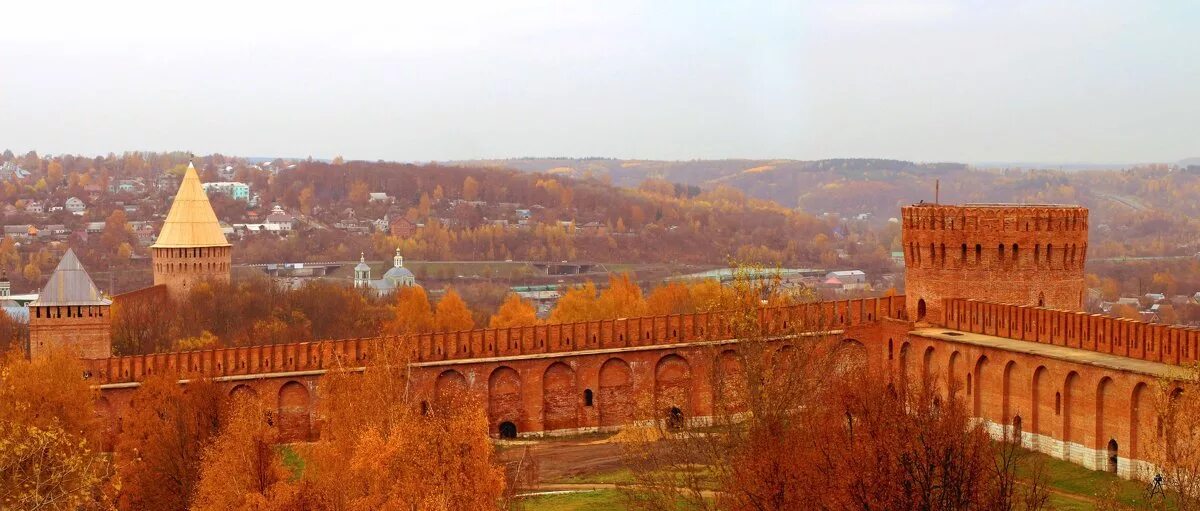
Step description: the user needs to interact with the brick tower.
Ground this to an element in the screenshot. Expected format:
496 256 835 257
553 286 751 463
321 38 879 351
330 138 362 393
902 203 1088 324
152 161 232 301
28 249 112 359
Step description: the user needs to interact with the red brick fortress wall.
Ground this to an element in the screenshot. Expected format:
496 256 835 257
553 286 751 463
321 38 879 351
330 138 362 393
902 203 1088 324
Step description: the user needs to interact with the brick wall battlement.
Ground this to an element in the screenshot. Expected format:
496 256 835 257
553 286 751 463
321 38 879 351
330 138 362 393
83 296 907 385
902 204 1089 232
939 298 1200 365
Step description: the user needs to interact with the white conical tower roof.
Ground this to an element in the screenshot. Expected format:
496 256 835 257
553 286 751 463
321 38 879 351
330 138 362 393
152 162 230 248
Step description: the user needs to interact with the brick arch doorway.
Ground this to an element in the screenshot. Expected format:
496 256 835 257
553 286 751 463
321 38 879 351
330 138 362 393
917 299 927 321
598 358 634 427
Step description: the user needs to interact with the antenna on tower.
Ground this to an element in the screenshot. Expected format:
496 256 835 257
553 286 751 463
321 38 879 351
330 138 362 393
935 179 940 205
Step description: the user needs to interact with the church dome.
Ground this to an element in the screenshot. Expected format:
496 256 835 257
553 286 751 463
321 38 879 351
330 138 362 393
383 265 414 281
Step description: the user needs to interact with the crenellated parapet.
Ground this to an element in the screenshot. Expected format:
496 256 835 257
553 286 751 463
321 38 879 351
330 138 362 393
939 297 1200 366
902 203 1088 324
83 295 908 385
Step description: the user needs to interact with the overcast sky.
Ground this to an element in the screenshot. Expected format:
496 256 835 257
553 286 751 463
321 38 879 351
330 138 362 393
0 1 1195 163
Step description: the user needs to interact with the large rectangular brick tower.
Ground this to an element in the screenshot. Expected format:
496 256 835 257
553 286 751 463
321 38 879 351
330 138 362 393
901 203 1088 324
28 248 112 359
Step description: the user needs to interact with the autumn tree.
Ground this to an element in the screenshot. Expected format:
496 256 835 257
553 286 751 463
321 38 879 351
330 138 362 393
596 273 647 319
1149 366 1200 510
548 281 599 323
299 342 505 509
488 294 539 329
434 287 475 332
462 176 480 201
191 398 300 511
348 180 370 206
383 286 434 335
0 348 114 510
116 373 226 511
645 281 693 316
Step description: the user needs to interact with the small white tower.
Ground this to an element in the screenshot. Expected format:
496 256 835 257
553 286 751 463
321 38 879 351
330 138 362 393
354 253 371 288
393 247 404 269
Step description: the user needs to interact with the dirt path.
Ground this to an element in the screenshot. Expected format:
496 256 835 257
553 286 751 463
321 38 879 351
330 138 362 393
496 435 625 484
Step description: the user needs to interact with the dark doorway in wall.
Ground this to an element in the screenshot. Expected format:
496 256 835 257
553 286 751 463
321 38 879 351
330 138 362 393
1107 439 1119 474
499 421 518 439
917 299 927 321
667 407 684 430
584 389 594 407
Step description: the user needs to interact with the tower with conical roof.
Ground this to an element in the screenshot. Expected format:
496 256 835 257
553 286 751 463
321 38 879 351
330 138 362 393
152 161 232 301
354 253 371 288
28 249 112 359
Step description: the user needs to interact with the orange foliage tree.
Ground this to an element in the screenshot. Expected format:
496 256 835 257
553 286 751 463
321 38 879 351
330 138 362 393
434 288 475 332
488 294 539 328
298 343 506 509
0 348 114 510
382 286 434 335
116 373 226 511
548 281 599 323
596 273 647 319
191 398 300 511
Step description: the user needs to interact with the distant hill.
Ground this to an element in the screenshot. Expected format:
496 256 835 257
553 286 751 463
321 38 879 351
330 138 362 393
450 158 968 217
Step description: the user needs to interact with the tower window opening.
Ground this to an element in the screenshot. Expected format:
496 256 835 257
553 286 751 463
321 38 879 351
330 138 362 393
960 244 967 263
998 243 1005 262
975 244 982 264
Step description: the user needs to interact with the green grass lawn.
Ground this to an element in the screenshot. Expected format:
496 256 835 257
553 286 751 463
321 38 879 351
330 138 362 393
518 490 627 511
1014 448 1158 510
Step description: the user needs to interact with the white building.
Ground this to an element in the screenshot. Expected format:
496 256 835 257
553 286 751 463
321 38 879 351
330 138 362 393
64 197 86 215
354 248 417 294
202 182 252 203
264 205 296 230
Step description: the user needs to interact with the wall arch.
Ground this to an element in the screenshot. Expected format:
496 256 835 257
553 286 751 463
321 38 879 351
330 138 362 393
922 346 935 386
948 351 963 401
1096 376 1117 450
1130 381 1149 459
1031 366 1052 438
898 342 912 386
543 362 579 431
598 358 634 427
277 381 311 442
835 339 867 375
230 383 259 402
1063 371 1081 446
714 349 747 414
1002 360 1019 425
488 366 522 435
655 354 693 419
973 355 990 418
435 369 468 409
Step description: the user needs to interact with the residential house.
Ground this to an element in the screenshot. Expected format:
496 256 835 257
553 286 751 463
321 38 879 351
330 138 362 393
264 205 296 231
3 225 33 241
368 192 392 203
110 178 146 194
202 181 251 202
579 221 604 236
391 217 417 238
825 270 869 291
24 201 43 214
64 197 86 215
0 162 30 180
